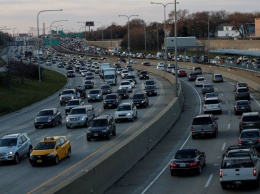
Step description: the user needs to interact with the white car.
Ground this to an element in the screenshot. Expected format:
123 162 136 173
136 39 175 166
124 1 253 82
156 62 165 70
116 68 124 75
119 81 132 92
121 70 130 79
81 70 88 77
114 102 137 122
195 77 206 87
203 97 222 114
126 79 135 88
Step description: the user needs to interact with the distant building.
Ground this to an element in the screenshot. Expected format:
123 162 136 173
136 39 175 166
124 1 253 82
255 18 260 37
217 26 240 38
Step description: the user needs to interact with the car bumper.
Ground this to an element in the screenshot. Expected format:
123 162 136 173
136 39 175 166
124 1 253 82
192 131 215 136
66 120 86 128
170 166 199 174
114 115 132 120
34 122 53 128
29 156 56 165
87 131 109 139
0 154 15 162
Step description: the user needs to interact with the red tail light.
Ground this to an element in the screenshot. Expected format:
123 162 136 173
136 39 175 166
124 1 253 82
204 105 206 109
253 169 257 176
170 163 177 168
258 138 260 143
212 125 215 131
218 104 220 108
219 170 223 178
238 138 242 145
240 122 243 126
189 162 198 167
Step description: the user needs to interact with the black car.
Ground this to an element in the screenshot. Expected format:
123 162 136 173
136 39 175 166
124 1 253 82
116 88 129 99
202 84 214 95
235 87 250 100
170 149 206 176
144 85 157 96
67 70 75 78
86 115 116 141
103 93 121 109
234 100 251 115
83 80 94 89
139 70 149 80
100 84 112 95
132 91 149 108
34 108 62 129
188 72 197 81
113 63 121 69
239 112 260 132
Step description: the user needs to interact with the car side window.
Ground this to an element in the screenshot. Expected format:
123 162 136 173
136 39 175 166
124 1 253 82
59 137 65 145
18 136 23 144
21 135 27 143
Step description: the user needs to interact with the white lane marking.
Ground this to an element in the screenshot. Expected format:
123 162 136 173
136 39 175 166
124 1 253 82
228 110 231 115
36 134 49 141
76 133 86 139
221 93 224 96
140 80 202 194
222 143 226 151
205 174 214 188
225 101 228 104
227 123 230 129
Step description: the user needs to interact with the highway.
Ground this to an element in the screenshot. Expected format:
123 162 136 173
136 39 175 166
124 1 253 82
0 59 175 194
105 70 260 194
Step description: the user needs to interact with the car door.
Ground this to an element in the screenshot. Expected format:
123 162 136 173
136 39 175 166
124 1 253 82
17 135 27 157
56 138 65 160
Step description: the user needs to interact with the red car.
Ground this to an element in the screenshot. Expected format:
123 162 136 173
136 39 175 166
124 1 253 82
177 70 187 77
142 62 151 66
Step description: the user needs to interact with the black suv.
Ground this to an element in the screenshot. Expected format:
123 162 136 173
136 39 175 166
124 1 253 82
100 84 112 95
132 91 149 108
139 70 149 80
116 88 129 99
239 112 260 132
86 115 116 141
103 93 121 109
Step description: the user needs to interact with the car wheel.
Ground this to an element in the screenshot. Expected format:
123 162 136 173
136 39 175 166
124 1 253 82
13 153 19 164
58 117 62 124
27 146 33 157
54 156 59 165
67 148 71 158
170 171 176 176
106 132 111 140
221 184 228 190
192 134 196 139
234 110 237 115
66 125 70 129
103 106 106 109
52 120 56 127
34 125 39 129
213 131 217 138
87 137 91 141
131 116 134 122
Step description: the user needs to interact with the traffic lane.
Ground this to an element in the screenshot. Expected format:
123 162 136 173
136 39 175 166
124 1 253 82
0 71 174 193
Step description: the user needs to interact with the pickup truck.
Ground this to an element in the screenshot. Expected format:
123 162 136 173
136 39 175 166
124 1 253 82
220 145 260 190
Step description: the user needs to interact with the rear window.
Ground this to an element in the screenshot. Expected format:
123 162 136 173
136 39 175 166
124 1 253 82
242 115 260 122
192 117 212 125
238 88 249 92
205 100 219 104
241 131 259 138
215 75 222 78
197 78 204 81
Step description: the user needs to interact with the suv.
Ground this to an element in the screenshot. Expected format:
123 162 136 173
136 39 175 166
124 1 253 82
235 87 250 100
192 67 202 74
34 108 62 129
212 74 223 83
65 99 84 115
100 84 112 95
86 115 116 141
202 84 214 95
114 102 137 122
59 89 77 105
103 93 121 109
238 129 260 146
239 112 260 132
139 70 149 80
0 133 32 164
87 89 103 102
132 91 149 108
203 97 222 114
191 114 218 139
66 105 95 129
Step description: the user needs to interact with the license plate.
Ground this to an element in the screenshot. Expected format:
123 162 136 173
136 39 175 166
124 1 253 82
109 104 112 106
94 134 98 137
149 92 152 95
37 160 42 163
200 132 205 134
248 124 254 126
136 104 139 106
241 107 245 109
180 163 186 167
235 181 241 184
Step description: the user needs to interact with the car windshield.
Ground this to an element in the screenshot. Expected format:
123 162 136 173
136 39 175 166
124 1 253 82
197 78 204 81
236 101 249 105
62 90 74 95
215 75 222 78
146 81 154 85
105 95 116 99
133 94 144 99
192 117 212 125
0 138 17 147
89 90 99 94
85 81 92 84
38 110 53 116
70 108 86 114
121 82 130 86
174 150 196 159
34 142 56 150
117 105 131 111
67 100 79 106
241 131 259 138
117 89 126 93
91 119 108 127
238 88 248 92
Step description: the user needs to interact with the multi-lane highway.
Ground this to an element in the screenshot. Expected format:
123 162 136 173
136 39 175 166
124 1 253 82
0 59 175 194
105 70 260 194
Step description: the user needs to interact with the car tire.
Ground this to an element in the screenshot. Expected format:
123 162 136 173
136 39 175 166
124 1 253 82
66 125 70 129
87 137 91 141
34 125 39 129
221 184 228 190
54 156 59 165
192 134 196 139
106 132 111 140
58 117 62 124
103 106 106 109
115 119 118 123
170 171 176 176
13 153 19 164
52 120 56 127
67 148 71 158
234 110 237 115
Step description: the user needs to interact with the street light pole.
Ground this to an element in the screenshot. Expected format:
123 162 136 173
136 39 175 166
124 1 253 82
118 14 139 64
96 22 104 50
151 2 174 69
37 9 63 82
77 22 86 40
174 0 178 97
50 20 68 35
143 23 147 52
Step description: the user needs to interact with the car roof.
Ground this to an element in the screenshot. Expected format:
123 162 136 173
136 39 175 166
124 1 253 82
242 112 259 116
241 128 260 133
41 108 56 111
1 133 21 139
40 136 65 142
204 97 219 100
72 105 92 109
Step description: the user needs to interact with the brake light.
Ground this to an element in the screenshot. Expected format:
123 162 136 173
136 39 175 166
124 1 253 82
189 162 198 167
212 125 215 131
238 138 242 145
240 122 243 126
219 170 223 178
218 104 220 108
253 169 257 176
258 138 260 143
204 105 206 109
170 163 177 168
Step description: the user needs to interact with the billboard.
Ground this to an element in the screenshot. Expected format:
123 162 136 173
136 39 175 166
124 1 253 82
86 21 94 26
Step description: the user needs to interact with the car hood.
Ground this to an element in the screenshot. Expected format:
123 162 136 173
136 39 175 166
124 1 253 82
104 99 116 102
31 149 53 156
65 105 78 109
67 114 85 118
88 126 107 132
35 116 52 122
0 146 15 153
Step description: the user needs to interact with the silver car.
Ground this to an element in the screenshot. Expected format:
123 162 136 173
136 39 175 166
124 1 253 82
87 89 103 102
0 133 32 164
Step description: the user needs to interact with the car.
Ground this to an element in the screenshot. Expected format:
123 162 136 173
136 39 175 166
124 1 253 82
188 72 197 81
87 89 103 102
191 114 218 139
234 100 251 115
121 70 130 79
144 85 157 96
34 108 62 129
85 72 94 79
66 105 95 129
203 97 222 114
116 68 124 75
29 136 71 166
239 112 260 132
114 102 137 122
156 62 165 70
238 129 260 146
65 99 84 115
202 83 214 95
100 84 112 94
67 70 75 78
192 66 202 74
212 74 223 83
171 68 179 75
45 60 52 66
204 92 218 101
132 91 149 108
169 149 206 176
234 82 248 92
66 65 73 70
113 63 121 69
117 58 126 63
85 76 95 84
139 70 149 80
195 77 206 87
126 79 135 88
81 70 88 77
0 133 32 164
103 93 121 109
144 80 156 87
126 74 137 84
83 80 94 89
235 87 250 100
166 66 174 73
57 62 65 68
142 62 151 66
59 89 77 105
118 81 133 92
177 69 187 77
86 115 116 141
116 88 129 99
125 65 133 71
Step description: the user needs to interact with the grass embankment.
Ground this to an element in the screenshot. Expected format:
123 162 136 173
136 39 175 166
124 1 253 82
0 69 66 117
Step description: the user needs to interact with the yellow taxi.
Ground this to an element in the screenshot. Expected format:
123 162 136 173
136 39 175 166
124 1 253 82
29 136 71 166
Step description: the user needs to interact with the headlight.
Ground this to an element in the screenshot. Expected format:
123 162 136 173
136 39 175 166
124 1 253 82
7 151 13 155
81 116 86 120
87 130 92 134
47 152 54 157
60 96 62 100
47 116 53 122
142 101 145 103
66 117 69 121
102 129 107 132
126 112 131 116
87 95 90 97
97 95 100 97
34 118 38 123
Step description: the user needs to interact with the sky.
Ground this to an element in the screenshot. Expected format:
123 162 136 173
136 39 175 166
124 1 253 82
1 0 259 36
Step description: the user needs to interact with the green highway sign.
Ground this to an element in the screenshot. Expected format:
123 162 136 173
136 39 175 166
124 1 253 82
43 39 60 46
